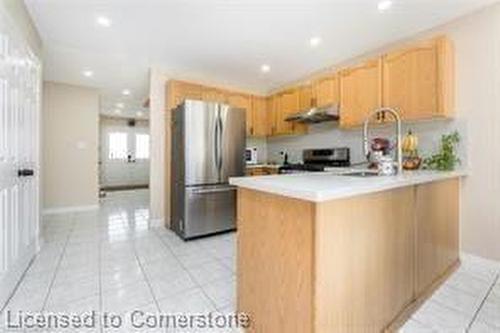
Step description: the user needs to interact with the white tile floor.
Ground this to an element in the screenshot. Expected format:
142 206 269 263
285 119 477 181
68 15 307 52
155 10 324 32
0 189 499 332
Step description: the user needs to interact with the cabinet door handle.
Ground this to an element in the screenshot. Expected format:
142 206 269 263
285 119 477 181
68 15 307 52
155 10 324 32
18 169 34 177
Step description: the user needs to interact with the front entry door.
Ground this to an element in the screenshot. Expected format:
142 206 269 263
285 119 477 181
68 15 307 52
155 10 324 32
100 122 150 188
0 8 41 308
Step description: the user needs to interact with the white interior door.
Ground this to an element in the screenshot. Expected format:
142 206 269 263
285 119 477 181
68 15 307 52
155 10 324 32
0 9 41 308
100 121 149 188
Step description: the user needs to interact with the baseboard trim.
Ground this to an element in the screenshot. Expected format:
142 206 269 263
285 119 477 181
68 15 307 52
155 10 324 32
460 252 500 268
150 218 165 228
42 204 99 215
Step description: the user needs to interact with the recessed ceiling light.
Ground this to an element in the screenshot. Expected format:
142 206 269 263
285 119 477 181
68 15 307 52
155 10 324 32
115 102 124 108
136 111 144 117
82 70 93 77
96 16 112 27
377 0 393 12
260 64 271 73
309 37 322 48
122 89 131 96
114 109 121 114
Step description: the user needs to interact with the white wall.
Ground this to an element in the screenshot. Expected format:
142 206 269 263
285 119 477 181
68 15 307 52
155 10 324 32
267 4 500 261
42 82 99 211
440 5 500 261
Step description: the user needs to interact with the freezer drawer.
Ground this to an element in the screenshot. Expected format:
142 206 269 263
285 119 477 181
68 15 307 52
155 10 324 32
179 185 237 239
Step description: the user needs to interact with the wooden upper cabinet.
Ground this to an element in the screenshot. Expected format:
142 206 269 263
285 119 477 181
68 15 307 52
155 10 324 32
166 36 454 136
312 75 340 108
266 96 278 136
227 92 253 135
383 37 454 120
201 87 228 104
339 59 382 128
298 85 313 110
227 92 252 111
167 80 203 111
274 89 299 135
251 96 268 137
415 179 459 295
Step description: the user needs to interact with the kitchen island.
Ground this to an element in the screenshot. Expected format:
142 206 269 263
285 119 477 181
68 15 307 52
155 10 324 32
229 170 465 333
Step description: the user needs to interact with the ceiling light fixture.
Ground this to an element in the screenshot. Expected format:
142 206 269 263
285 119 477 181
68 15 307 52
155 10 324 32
377 0 393 12
310 37 322 48
116 102 124 108
96 16 112 27
122 89 131 96
260 64 271 73
82 70 93 77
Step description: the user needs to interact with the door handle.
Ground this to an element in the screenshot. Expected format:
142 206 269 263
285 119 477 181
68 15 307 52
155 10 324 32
18 169 34 177
190 186 236 194
218 116 223 171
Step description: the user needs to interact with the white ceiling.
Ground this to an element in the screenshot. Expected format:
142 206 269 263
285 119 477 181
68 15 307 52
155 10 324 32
25 0 498 118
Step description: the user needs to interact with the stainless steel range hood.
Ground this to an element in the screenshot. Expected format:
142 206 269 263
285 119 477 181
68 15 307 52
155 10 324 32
285 104 339 124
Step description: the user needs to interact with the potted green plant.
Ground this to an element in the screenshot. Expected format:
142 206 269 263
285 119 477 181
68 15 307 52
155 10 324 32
423 131 460 171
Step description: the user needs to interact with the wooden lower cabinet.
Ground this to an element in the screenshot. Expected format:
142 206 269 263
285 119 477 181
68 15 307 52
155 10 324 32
238 189 315 333
245 166 279 176
237 179 460 333
315 187 415 333
415 179 459 294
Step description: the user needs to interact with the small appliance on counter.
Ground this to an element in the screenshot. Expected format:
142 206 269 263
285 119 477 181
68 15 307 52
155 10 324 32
245 147 258 165
279 148 350 174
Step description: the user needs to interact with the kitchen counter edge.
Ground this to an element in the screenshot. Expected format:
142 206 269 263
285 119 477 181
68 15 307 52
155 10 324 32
229 170 467 203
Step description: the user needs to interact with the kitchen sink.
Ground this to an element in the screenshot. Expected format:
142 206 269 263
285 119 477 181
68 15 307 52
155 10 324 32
340 171 380 177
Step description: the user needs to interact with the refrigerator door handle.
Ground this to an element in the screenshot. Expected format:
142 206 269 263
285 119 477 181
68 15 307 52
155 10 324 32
217 110 224 176
190 186 236 194
214 110 220 175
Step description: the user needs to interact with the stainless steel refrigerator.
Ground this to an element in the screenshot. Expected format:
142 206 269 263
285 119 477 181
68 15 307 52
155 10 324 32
171 100 246 239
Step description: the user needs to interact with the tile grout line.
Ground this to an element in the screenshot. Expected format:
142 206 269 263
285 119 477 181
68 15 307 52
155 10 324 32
40 214 76 311
98 214 104 333
152 229 222 311
465 273 500 332
131 236 163 313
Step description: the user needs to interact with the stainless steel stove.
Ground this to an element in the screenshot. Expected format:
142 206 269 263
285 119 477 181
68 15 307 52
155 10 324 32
279 148 350 174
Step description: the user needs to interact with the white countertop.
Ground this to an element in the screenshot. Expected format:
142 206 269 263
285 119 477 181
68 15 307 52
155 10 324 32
230 170 466 202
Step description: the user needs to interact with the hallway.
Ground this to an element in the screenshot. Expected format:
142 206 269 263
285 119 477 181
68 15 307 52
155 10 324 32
0 190 237 332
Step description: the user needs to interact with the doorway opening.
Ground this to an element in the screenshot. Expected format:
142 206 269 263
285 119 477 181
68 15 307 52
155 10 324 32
98 115 150 195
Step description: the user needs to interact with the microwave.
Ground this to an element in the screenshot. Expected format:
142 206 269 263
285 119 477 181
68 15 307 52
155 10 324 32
245 147 258 165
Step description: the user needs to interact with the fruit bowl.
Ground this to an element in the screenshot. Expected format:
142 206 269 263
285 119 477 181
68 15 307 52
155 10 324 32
403 157 422 170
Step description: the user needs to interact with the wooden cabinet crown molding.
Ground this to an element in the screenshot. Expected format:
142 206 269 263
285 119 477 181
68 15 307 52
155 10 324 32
165 35 454 134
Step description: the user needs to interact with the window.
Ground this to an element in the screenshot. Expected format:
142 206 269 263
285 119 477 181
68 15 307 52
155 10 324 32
135 134 149 159
108 132 127 159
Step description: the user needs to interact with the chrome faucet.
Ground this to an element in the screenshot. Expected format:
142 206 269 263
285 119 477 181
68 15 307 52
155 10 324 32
363 107 403 174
